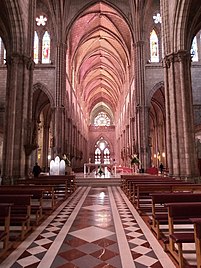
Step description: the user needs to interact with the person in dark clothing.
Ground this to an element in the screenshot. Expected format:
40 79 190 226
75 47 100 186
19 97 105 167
32 162 42 177
159 163 164 174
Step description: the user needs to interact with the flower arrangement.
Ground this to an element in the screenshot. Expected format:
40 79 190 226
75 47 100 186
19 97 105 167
63 154 71 166
130 154 140 165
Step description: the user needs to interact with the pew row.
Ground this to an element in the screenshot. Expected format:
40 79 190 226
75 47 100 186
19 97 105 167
0 187 45 225
121 174 169 196
165 202 201 268
189 217 201 268
150 192 201 240
0 185 56 212
0 203 12 256
134 183 201 213
0 195 32 241
17 175 76 200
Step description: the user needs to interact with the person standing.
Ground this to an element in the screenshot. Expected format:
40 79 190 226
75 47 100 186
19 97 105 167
159 163 164 174
32 162 42 177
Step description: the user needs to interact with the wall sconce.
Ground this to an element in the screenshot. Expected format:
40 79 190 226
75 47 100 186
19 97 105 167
162 152 165 157
154 154 157 158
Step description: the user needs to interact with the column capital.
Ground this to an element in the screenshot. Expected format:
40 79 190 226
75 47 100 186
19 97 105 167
6 53 35 70
163 50 191 68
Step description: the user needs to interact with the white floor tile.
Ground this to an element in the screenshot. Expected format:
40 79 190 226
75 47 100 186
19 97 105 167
17 255 40 266
135 255 158 266
69 226 114 242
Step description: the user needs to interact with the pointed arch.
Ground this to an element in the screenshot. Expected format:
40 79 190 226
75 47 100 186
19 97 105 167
33 83 55 108
147 81 164 105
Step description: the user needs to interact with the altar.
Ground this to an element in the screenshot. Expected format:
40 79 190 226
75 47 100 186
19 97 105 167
84 163 116 176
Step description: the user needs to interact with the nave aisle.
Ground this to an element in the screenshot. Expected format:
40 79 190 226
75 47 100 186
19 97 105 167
1 186 176 268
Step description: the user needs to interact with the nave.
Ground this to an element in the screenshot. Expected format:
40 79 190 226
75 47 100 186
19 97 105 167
0 186 176 268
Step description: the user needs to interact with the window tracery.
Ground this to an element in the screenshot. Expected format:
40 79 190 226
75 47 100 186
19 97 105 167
34 15 51 64
94 137 110 164
153 13 161 24
94 112 110 126
36 15 47 26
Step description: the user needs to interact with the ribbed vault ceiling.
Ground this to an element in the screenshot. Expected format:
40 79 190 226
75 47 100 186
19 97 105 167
68 2 132 123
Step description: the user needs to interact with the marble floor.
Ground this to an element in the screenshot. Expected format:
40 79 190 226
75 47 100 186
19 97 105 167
0 186 177 268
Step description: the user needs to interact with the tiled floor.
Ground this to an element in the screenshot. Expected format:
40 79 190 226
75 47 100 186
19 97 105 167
1 186 176 268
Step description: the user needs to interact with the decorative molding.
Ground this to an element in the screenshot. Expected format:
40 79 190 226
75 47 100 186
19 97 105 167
163 50 191 68
6 53 35 70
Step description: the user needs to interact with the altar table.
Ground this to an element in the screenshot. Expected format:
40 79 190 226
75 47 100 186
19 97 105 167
84 163 116 175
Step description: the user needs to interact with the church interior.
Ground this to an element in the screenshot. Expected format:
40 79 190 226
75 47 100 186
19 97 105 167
1 0 201 267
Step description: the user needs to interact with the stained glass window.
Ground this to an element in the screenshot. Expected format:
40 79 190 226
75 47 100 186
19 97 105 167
191 36 198 61
94 112 110 126
104 148 110 164
42 31 50 63
34 31 39 63
150 29 159 62
0 38 6 64
3 48 6 64
95 137 110 164
95 148 101 164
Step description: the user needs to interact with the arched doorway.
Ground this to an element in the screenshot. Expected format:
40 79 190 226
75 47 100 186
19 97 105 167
148 84 166 169
31 86 53 172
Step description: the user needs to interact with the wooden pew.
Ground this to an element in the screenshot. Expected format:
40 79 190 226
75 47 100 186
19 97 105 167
130 179 189 204
0 203 12 255
121 174 166 195
165 202 201 268
43 175 76 194
17 175 75 199
15 183 59 211
0 195 32 240
151 193 201 240
121 174 177 200
134 183 201 213
190 218 201 268
0 187 44 225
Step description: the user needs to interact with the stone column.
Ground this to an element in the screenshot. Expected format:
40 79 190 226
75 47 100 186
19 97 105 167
133 40 149 170
42 124 50 171
2 54 34 181
38 37 42 64
54 42 66 156
163 51 199 178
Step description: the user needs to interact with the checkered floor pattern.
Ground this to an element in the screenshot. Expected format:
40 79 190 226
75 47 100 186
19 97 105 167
1 186 176 268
